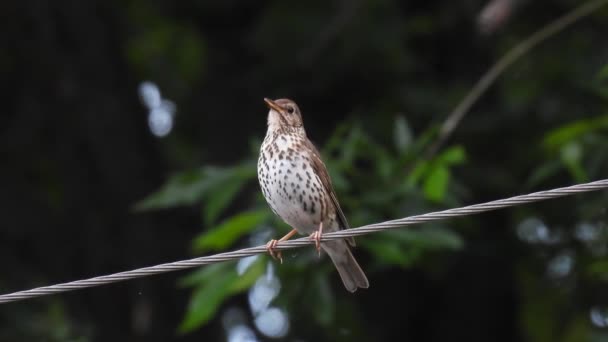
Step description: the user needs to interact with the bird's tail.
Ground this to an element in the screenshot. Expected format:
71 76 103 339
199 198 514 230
322 240 369 292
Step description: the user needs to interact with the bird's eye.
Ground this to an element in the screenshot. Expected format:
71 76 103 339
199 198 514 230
287 106 294 114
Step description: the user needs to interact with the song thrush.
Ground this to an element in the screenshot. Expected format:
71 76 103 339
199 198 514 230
257 98 369 292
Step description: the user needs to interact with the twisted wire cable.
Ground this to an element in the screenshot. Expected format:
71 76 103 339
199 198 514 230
1 178 607 304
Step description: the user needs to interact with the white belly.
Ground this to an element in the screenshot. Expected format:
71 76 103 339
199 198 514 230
258 136 327 234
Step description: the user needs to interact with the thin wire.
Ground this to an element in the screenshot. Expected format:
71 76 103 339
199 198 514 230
1 179 608 304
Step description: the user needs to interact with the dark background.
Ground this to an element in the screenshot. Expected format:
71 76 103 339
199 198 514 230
1 0 608 341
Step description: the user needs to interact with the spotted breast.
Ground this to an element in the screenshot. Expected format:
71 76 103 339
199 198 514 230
257 97 369 292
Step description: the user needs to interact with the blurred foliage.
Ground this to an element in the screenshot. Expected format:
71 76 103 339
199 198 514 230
192 211 270 253
135 164 257 225
177 259 265 334
4 0 608 341
516 62 608 341
125 1 206 88
528 115 608 185
0 300 89 342
138 115 467 331
136 52 608 338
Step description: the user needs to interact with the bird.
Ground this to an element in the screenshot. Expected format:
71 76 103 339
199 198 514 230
257 97 369 292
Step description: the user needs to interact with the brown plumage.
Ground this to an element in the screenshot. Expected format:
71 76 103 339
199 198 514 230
257 98 369 292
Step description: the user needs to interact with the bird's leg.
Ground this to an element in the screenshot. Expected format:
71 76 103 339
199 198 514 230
266 228 298 264
309 221 323 257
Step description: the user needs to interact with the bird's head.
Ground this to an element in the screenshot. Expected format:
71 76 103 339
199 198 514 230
264 98 305 134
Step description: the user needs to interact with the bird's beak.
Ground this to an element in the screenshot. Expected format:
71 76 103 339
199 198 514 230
264 98 284 113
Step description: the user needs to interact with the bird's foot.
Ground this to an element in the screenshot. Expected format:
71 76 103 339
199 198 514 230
265 239 283 264
309 222 323 257
265 228 298 264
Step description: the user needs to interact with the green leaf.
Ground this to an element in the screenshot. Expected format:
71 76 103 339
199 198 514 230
423 165 450 202
362 238 421 267
202 164 257 225
386 227 464 250
178 267 236 333
178 263 229 288
134 163 257 225
178 259 264 333
542 115 608 151
134 168 212 210
436 145 466 165
560 141 582 165
408 125 439 157
362 227 462 267
230 258 265 292
193 211 270 253
405 160 429 186
393 115 413 153
560 141 588 182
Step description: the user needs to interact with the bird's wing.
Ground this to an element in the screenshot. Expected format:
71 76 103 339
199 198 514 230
302 139 356 247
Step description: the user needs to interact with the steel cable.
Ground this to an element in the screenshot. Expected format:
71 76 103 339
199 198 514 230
1 179 607 304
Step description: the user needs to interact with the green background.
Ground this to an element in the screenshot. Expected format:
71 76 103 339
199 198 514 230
1 0 608 341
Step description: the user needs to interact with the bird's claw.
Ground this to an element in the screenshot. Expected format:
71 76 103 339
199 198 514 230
309 222 323 257
265 229 298 264
266 239 283 264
